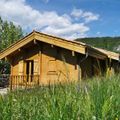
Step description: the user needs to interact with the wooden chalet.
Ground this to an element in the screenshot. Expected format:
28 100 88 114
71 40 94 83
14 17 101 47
0 30 119 89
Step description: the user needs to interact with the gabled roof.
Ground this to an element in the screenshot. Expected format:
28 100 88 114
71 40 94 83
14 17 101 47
0 31 86 59
0 30 115 60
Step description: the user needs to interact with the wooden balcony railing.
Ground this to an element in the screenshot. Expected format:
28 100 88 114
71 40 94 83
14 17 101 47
10 75 40 90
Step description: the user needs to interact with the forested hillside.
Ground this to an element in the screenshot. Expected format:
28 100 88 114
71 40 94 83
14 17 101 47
76 37 120 53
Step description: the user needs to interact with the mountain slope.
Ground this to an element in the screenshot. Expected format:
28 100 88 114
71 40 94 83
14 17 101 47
75 37 120 53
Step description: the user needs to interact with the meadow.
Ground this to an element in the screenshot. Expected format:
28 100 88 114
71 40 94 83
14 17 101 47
0 75 120 120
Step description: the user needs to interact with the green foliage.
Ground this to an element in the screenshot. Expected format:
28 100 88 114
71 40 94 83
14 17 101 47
0 17 23 74
0 75 120 119
0 61 10 74
0 17 23 51
76 37 120 53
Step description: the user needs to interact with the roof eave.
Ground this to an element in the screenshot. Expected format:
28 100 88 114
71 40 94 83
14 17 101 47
87 46 107 60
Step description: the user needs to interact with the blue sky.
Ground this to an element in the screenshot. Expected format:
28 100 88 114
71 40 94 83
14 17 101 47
0 0 120 39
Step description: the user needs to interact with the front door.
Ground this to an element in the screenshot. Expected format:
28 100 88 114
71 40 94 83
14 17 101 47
26 60 34 83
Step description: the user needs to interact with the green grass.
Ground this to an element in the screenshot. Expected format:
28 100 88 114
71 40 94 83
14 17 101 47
0 75 120 120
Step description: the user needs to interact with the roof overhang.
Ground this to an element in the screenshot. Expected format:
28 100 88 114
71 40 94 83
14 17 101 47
34 31 86 55
87 46 107 59
0 32 35 60
0 31 86 60
94 47 120 61
0 30 111 61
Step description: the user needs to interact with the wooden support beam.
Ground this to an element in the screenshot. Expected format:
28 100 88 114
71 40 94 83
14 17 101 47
18 48 21 52
51 44 54 48
5 57 8 61
3 56 12 63
106 58 112 76
34 39 37 44
72 51 75 56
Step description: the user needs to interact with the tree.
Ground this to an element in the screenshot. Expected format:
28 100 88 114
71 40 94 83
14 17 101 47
0 18 23 51
0 17 24 74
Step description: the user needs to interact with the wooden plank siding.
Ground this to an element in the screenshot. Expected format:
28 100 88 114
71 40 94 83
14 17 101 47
9 43 79 85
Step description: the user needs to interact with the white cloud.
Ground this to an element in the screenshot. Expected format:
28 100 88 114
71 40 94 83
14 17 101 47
71 9 83 18
96 31 101 37
83 12 99 23
96 31 101 35
0 0 99 39
42 23 89 39
71 8 99 23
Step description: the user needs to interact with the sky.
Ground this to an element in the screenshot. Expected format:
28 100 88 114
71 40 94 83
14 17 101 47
0 0 120 40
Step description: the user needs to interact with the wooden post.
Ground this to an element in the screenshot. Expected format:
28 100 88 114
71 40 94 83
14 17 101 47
39 44 43 85
107 58 115 76
78 64 81 82
72 51 75 56
34 39 37 44
77 55 81 82
18 48 21 52
51 44 54 48
106 58 111 76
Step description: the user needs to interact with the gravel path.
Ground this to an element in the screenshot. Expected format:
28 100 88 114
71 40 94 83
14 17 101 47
0 87 9 95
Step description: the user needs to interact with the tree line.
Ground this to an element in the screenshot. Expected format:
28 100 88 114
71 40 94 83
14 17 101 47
76 37 120 53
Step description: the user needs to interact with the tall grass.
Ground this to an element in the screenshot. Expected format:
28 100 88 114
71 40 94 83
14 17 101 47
0 75 120 120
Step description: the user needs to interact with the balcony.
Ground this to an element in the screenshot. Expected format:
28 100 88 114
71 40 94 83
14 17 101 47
0 75 40 90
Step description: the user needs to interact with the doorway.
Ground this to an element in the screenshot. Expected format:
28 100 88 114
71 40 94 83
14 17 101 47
26 60 34 82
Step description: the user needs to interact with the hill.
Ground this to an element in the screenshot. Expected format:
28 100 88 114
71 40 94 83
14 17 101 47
75 37 120 53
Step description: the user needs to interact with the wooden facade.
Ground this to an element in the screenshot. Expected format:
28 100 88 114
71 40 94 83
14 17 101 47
0 31 120 88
